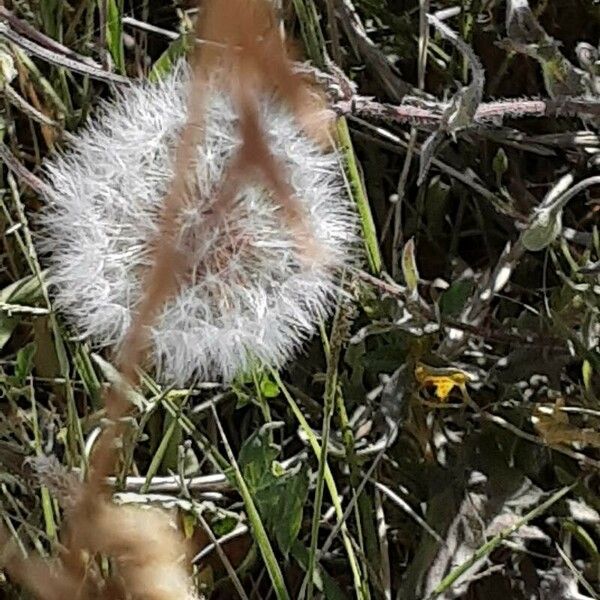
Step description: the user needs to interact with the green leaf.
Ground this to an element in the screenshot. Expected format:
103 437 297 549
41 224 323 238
0 314 17 351
522 207 563 251
72 344 102 409
212 515 239 537
271 460 286 477
15 342 36 384
105 0 125 74
237 429 281 525
275 466 309 556
561 520 599 558
149 34 192 82
260 374 280 398
92 353 146 410
290 541 347 599
336 118 382 273
401 237 419 294
439 279 474 316
238 430 279 490
227 422 290 599
492 147 508 182
237 427 308 555
582 360 593 395
0 273 44 305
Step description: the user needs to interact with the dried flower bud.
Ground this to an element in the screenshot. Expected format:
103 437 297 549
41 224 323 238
38 63 357 384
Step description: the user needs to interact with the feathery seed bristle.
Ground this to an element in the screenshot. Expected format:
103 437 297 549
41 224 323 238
37 62 358 384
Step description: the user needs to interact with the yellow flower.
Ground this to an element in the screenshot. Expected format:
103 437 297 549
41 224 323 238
414 362 471 401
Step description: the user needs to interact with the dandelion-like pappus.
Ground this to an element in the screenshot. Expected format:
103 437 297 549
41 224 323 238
37 63 358 384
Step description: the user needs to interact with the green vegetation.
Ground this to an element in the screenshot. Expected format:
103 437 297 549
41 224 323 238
0 1 599 598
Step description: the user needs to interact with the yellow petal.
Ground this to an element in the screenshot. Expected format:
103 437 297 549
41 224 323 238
415 363 471 402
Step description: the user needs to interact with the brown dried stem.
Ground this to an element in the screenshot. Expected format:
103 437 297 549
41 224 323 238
333 96 600 127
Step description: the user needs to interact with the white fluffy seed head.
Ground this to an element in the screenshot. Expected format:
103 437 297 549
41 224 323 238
37 62 359 385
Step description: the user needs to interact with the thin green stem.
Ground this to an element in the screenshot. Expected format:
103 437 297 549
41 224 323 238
431 483 576 597
30 381 56 541
211 404 291 600
306 306 343 599
273 370 368 600
337 118 382 273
